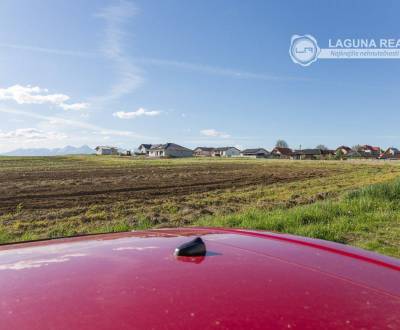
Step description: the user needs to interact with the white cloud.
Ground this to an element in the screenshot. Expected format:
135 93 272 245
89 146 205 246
113 107 161 119
0 85 89 111
0 108 154 140
0 128 67 141
200 129 231 139
59 102 90 111
0 85 68 105
93 1 142 103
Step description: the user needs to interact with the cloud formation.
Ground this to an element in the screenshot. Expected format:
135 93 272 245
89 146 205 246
200 129 231 139
113 107 160 119
94 1 142 102
0 128 67 141
0 85 89 111
0 107 153 140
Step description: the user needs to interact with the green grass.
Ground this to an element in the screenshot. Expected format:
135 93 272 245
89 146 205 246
195 179 400 258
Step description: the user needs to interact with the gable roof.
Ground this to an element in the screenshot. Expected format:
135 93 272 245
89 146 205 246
361 145 381 152
272 147 293 155
149 144 163 150
95 146 118 151
385 147 400 153
241 148 269 155
294 149 335 156
194 147 215 152
150 143 192 152
214 147 240 152
336 146 352 152
139 144 152 150
320 149 335 155
294 149 322 155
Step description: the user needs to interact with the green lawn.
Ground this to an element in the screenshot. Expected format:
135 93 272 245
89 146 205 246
195 179 400 258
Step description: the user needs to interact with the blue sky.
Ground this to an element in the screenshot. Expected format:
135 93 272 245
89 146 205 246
0 0 400 152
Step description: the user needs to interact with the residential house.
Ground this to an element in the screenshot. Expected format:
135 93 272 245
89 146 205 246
148 143 193 158
292 149 335 160
292 149 321 160
194 147 215 157
335 146 352 155
383 147 400 160
320 149 335 159
137 144 153 155
358 145 381 158
241 148 270 158
95 146 118 156
118 149 132 156
212 147 241 157
270 147 293 159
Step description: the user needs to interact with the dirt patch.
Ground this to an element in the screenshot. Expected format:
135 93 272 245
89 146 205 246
0 162 339 213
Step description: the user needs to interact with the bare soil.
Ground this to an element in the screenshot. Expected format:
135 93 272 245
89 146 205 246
0 162 340 214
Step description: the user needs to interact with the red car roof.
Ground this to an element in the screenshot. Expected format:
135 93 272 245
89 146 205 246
0 228 399 329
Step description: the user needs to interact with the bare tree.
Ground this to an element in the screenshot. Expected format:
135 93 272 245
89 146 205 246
275 140 289 148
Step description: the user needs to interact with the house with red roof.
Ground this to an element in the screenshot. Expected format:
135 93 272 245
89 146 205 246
358 145 381 158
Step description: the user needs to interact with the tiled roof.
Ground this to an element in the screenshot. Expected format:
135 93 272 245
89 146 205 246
272 147 293 155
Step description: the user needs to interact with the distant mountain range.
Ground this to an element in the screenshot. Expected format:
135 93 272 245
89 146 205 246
1 145 95 156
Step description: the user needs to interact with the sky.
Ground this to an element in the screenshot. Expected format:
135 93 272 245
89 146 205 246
0 0 400 152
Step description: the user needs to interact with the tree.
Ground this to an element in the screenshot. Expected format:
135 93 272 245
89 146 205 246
275 140 289 148
335 149 344 160
316 144 328 150
352 144 362 152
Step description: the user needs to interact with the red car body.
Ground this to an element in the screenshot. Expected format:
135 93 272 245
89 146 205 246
0 228 399 329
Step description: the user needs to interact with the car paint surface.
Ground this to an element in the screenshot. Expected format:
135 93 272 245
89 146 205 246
0 228 399 329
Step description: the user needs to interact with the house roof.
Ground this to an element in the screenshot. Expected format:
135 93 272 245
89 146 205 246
95 146 117 150
149 144 163 150
272 147 293 155
361 145 381 152
386 147 400 153
294 149 322 155
321 149 335 155
214 147 240 152
336 146 352 152
139 144 152 149
194 147 215 152
241 148 269 155
150 143 192 152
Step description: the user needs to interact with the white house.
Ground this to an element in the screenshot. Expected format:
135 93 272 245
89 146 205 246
212 147 241 157
95 146 118 155
241 148 270 158
137 144 153 155
193 147 215 157
148 143 193 158
384 147 400 159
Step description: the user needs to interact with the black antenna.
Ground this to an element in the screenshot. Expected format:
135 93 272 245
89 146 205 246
174 237 206 257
